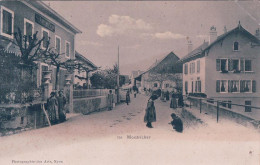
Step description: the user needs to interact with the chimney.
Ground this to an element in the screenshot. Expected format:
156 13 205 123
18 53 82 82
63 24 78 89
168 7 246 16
223 26 227 34
255 28 260 40
209 26 217 44
187 40 193 54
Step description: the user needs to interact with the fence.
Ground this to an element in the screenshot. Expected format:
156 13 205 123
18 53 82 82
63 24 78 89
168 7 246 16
185 96 260 126
73 89 113 99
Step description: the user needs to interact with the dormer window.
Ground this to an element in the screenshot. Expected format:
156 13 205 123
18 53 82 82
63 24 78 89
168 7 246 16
233 41 239 51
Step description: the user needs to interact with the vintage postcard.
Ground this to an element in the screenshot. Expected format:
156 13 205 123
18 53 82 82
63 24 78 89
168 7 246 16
0 1 259 165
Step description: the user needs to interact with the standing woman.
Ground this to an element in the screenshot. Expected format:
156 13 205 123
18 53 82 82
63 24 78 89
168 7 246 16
126 90 130 105
47 92 58 124
107 90 114 110
178 92 184 107
57 90 67 122
170 90 178 109
144 95 158 128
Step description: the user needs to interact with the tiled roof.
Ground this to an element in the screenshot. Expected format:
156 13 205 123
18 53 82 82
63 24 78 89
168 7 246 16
136 51 180 79
179 24 260 63
75 51 98 69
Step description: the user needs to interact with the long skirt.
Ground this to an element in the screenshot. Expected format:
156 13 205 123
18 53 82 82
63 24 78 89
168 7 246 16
144 107 156 123
170 98 178 109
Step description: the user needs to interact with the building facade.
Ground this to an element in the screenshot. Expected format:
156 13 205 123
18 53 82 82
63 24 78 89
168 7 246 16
181 24 260 112
0 1 81 112
74 51 98 89
137 51 182 92
130 70 144 88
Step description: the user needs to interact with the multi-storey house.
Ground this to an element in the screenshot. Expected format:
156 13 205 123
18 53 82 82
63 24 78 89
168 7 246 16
0 1 82 111
181 23 260 112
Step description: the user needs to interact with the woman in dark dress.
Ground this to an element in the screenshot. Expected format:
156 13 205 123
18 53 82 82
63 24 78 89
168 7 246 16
165 91 170 101
144 95 158 128
126 91 130 105
47 92 58 124
170 91 178 109
178 92 184 107
57 90 67 122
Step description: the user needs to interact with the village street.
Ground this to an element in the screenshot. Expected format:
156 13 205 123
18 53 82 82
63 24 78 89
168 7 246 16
0 94 259 165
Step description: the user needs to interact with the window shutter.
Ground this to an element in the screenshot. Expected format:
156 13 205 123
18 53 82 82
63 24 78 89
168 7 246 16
228 80 232 93
197 61 200 73
240 59 244 71
240 80 244 93
216 80 220 92
216 59 220 71
195 81 197 92
252 80 256 93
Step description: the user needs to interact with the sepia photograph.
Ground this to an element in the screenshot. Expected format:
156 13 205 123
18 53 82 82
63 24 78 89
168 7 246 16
0 0 259 164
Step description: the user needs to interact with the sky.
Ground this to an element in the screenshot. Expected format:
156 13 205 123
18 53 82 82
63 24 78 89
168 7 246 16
46 1 260 75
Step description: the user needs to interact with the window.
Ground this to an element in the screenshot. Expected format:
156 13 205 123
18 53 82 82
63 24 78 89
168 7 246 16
245 101 251 112
185 81 188 94
42 28 49 49
245 60 252 71
1 6 14 38
195 80 201 92
55 35 61 54
228 80 239 93
165 84 169 88
217 59 228 72
189 62 195 74
233 42 239 51
24 18 34 41
184 64 188 74
38 63 49 86
197 60 200 73
192 62 195 74
217 80 227 93
228 59 239 72
240 80 251 93
65 41 70 58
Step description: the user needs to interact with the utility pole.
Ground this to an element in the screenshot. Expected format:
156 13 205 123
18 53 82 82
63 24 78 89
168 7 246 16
117 45 120 103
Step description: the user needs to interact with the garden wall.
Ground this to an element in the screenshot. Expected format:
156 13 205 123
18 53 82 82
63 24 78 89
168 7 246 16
0 102 48 136
73 95 117 115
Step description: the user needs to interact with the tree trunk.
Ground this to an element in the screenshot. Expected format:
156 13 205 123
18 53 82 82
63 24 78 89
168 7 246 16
86 71 89 89
55 65 60 91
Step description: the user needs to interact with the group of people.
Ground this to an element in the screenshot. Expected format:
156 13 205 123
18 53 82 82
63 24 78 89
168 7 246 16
170 91 184 109
47 90 67 124
144 90 183 132
107 89 133 111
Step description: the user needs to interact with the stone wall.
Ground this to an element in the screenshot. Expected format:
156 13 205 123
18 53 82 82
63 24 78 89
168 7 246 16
73 95 117 115
0 102 48 135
